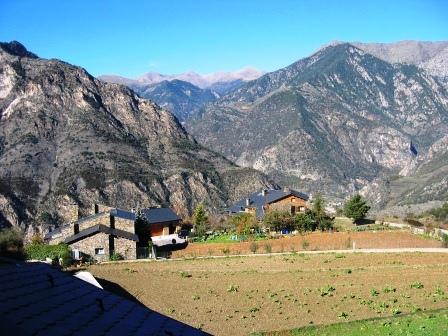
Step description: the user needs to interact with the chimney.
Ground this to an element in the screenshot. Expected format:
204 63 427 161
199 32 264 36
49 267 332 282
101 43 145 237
68 203 79 223
245 198 251 207
262 189 267 197
93 203 99 214
283 186 290 194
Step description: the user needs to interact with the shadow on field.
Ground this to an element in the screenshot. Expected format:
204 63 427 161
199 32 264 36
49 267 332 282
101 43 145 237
95 277 145 307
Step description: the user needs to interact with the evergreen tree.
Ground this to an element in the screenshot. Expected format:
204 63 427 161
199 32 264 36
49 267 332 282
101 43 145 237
193 204 208 237
343 194 370 223
310 195 334 231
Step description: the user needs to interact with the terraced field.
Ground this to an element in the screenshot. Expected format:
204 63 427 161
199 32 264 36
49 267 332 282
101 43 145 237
89 252 448 335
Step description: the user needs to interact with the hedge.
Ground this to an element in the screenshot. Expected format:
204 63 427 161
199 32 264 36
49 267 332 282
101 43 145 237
24 242 72 265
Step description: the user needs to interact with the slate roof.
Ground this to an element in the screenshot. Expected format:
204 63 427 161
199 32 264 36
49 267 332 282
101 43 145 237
0 262 208 336
64 224 139 244
110 208 136 221
141 208 181 224
229 188 309 218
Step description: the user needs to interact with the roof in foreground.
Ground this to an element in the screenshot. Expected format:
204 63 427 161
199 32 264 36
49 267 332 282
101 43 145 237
229 187 309 218
0 262 207 336
64 224 139 244
141 207 181 224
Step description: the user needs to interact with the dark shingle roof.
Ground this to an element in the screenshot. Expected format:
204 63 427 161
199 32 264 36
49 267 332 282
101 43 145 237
141 208 181 224
110 208 136 221
229 188 309 218
0 262 208 336
64 224 139 244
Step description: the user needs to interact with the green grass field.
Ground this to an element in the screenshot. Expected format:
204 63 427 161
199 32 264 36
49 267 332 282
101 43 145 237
256 309 448 335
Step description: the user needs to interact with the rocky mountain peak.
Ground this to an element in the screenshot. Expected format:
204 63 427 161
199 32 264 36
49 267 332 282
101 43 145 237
0 41 38 59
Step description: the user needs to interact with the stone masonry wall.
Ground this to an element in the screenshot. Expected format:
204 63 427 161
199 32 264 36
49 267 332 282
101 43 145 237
71 233 110 262
114 237 136 260
78 213 110 232
114 217 135 233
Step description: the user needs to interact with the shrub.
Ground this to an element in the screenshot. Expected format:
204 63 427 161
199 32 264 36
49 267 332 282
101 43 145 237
264 243 272 253
0 228 23 256
405 218 424 227
442 234 448 248
222 247 230 256
249 241 258 254
295 212 317 232
109 251 123 261
427 202 448 223
230 213 258 235
264 211 295 232
24 242 71 266
301 239 310 250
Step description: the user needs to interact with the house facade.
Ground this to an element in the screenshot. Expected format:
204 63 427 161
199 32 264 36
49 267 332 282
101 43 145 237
45 204 138 262
137 207 183 248
229 187 309 219
45 204 185 261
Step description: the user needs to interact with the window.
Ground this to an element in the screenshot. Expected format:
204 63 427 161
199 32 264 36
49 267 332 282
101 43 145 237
95 248 105 255
291 198 296 202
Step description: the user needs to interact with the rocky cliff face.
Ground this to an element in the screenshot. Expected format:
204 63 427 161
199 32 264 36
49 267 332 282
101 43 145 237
0 41 271 230
186 43 448 206
351 41 448 82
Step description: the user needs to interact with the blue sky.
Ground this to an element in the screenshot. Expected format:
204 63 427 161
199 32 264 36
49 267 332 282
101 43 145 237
1 0 447 77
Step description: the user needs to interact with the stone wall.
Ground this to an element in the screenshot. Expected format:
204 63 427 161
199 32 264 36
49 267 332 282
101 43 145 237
67 204 79 223
71 233 110 262
114 237 136 259
78 213 110 231
92 204 114 215
114 217 135 233
48 225 74 245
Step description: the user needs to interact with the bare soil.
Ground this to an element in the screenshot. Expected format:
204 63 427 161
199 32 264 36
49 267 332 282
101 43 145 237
89 251 448 335
171 231 442 258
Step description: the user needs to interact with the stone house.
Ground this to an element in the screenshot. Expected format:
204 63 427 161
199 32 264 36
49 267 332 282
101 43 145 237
45 204 138 262
229 187 309 219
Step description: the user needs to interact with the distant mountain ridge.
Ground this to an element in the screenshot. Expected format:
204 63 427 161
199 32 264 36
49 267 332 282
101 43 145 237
99 67 264 89
99 67 264 121
131 80 219 122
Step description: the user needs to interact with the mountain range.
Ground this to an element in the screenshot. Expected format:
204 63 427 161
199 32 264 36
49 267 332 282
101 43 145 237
186 42 448 209
0 41 271 231
99 67 264 89
99 67 264 121
1 39 447 231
